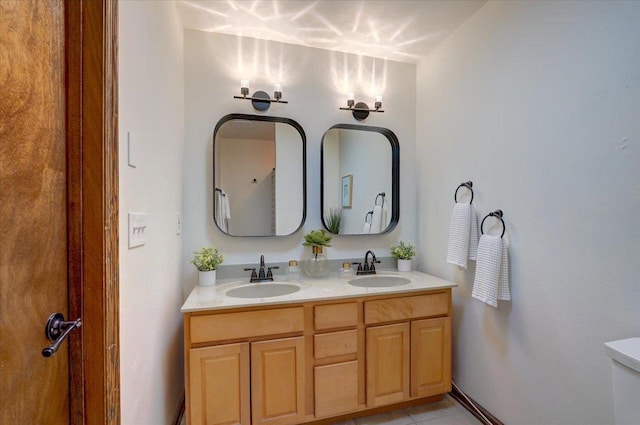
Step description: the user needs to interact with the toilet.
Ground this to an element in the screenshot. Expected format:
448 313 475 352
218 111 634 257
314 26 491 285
605 337 640 425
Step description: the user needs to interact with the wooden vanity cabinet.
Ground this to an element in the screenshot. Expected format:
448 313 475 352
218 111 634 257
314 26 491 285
364 293 452 408
184 289 452 425
186 307 306 425
312 303 361 418
251 337 306 425
366 323 410 407
188 343 250 425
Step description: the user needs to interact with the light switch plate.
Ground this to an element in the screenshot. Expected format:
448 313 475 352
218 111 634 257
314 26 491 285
127 131 137 168
128 212 147 248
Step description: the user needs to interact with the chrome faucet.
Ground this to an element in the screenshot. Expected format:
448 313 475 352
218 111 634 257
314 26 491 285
244 255 279 283
353 250 381 275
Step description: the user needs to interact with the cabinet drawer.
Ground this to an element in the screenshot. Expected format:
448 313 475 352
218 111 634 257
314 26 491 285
364 292 449 325
314 330 358 359
314 361 359 417
314 302 358 330
190 307 304 343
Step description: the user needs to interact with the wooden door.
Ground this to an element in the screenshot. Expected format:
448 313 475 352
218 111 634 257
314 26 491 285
189 343 250 425
366 323 410 407
0 1 70 423
410 318 452 398
314 360 359 417
1 1 119 424
251 337 305 425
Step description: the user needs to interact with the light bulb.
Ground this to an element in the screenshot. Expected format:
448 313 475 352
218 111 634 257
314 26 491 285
347 92 355 108
240 79 249 96
274 83 282 100
374 94 383 109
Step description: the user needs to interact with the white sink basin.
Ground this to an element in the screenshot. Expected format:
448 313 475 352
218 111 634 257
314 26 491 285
348 275 411 288
225 283 301 299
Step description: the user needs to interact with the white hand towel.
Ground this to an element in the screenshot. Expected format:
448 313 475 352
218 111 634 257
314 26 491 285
215 191 225 231
370 205 383 233
446 203 479 268
471 234 510 307
469 204 478 260
362 222 371 234
223 191 231 219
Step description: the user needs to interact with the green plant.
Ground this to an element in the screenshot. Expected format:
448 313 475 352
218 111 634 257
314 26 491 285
303 229 332 247
390 241 417 260
324 208 342 234
190 247 224 271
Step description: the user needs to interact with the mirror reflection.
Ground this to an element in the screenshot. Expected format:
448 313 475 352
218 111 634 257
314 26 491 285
213 114 306 236
321 125 399 235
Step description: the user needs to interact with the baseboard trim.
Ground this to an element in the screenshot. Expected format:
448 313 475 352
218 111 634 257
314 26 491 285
173 392 185 425
449 383 503 425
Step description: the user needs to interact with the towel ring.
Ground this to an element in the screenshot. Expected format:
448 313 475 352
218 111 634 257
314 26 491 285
365 211 373 224
375 192 385 207
480 209 505 238
454 181 474 204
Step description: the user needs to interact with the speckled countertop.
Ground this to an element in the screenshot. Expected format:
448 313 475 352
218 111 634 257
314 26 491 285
181 270 457 313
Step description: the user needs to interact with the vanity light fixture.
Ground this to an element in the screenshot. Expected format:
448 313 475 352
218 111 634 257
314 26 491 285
234 80 288 111
340 93 384 121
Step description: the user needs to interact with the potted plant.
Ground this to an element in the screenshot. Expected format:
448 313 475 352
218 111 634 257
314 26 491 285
190 247 224 286
390 241 417 272
302 229 332 277
324 208 342 234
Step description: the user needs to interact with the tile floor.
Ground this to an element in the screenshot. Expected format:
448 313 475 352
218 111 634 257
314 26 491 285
180 395 481 425
330 395 481 425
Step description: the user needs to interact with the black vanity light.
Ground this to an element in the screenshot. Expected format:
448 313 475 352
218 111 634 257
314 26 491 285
233 80 288 111
339 93 384 121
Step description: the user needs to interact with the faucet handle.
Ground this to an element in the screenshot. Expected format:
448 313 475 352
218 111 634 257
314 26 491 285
244 268 258 281
351 262 363 272
266 266 279 279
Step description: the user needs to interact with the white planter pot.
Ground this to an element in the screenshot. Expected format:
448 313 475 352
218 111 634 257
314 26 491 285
198 270 217 287
397 259 412 272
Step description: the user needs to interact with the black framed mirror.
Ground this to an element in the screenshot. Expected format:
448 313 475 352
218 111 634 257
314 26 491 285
321 124 399 235
213 114 306 236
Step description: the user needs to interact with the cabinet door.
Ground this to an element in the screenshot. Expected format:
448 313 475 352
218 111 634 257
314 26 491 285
189 343 250 425
411 317 452 398
314 361 359 417
366 323 410 407
251 336 305 425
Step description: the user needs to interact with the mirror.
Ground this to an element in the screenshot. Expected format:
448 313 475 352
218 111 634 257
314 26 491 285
213 114 306 236
321 124 399 235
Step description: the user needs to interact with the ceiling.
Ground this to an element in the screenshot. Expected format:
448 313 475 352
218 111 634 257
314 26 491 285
177 0 487 64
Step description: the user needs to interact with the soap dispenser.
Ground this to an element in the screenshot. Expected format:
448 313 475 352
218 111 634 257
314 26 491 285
285 260 300 282
339 262 354 279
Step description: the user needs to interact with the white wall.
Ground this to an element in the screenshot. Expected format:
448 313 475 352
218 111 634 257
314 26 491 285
219 138 275 235
119 1 185 424
416 1 640 424
275 123 304 234
182 30 417 292
338 130 392 234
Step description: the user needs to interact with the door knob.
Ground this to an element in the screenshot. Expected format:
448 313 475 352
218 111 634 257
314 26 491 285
42 313 82 358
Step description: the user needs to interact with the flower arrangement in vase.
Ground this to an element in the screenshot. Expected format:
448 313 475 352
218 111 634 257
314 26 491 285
190 247 224 286
390 241 417 272
302 229 332 278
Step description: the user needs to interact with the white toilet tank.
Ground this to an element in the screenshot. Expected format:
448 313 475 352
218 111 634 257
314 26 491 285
605 337 640 425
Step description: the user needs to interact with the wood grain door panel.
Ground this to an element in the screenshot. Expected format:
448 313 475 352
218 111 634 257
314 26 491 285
0 0 69 423
251 337 305 425
365 323 410 407
411 318 452 397
189 343 250 425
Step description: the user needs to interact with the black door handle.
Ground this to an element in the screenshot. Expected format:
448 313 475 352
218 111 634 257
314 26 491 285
42 313 82 358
